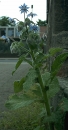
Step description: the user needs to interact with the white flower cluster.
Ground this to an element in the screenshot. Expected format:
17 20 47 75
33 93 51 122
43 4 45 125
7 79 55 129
10 42 22 54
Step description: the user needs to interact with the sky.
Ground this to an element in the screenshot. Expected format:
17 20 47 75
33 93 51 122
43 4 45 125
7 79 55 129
0 0 47 23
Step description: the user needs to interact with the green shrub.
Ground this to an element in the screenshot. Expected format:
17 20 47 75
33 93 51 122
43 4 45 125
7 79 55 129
0 103 42 130
0 40 10 53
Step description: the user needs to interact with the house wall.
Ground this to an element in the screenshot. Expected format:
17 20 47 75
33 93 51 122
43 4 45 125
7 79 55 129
0 26 19 37
40 26 47 37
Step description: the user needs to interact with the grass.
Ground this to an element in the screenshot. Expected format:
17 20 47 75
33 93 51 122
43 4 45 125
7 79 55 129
0 103 42 130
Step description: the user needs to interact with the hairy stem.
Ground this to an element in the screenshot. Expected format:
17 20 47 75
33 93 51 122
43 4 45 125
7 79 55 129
36 68 51 116
36 68 54 130
30 50 54 130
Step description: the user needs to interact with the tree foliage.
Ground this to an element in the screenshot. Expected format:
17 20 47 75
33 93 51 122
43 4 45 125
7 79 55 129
36 19 47 26
0 16 16 26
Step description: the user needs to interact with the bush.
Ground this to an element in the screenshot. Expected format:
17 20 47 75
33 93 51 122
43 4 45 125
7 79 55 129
0 103 42 130
0 39 10 53
0 39 19 57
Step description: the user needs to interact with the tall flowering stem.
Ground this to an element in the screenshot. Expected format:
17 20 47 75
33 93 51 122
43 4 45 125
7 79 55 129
19 3 29 23
24 12 25 22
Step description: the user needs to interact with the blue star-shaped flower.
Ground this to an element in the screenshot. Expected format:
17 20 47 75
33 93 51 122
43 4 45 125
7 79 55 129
27 12 37 18
19 3 29 13
8 18 16 26
9 18 15 23
29 24 39 32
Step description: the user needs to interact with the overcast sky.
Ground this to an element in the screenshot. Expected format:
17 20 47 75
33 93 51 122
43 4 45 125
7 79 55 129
0 0 47 23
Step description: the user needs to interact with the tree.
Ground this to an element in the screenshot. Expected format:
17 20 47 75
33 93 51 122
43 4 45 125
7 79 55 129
52 0 68 33
0 16 16 26
46 0 68 75
36 19 47 26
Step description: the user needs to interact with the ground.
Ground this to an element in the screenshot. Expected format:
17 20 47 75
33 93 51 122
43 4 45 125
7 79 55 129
0 59 31 112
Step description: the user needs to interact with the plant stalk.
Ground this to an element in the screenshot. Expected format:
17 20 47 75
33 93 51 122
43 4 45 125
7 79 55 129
30 50 54 130
36 68 51 116
36 68 54 130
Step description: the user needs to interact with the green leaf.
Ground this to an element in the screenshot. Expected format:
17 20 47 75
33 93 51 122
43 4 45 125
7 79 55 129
32 84 43 97
5 94 35 110
49 47 63 56
35 53 50 64
38 108 46 118
60 97 68 112
12 55 25 75
23 68 37 90
51 53 68 71
35 53 45 63
14 77 26 93
51 52 68 79
34 126 44 130
14 80 20 93
24 58 33 66
43 112 57 123
44 54 50 59
15 56 25 70
34 126 40 130
42 72 60 98
41 71 50 86
48 77 60 98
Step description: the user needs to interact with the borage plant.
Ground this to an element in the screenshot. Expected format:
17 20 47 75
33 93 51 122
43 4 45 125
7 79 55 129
5 3 68 130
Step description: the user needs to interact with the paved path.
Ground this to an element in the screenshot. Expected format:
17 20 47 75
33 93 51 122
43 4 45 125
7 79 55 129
0 59 31 112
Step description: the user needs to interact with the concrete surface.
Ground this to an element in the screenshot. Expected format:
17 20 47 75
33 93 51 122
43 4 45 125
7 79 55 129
0 59 31 112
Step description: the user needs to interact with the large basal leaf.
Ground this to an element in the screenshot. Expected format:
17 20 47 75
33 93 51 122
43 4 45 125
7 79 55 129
14 77 26 93
23 68 37 90
47 77 60 99
5 94 35 110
